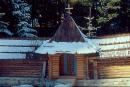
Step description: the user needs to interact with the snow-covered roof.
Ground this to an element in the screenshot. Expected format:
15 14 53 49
35 14 97 55
35 40 97 54
0 39 44 59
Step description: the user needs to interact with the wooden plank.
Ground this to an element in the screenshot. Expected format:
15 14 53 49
0 58 46 77
97 60 130 79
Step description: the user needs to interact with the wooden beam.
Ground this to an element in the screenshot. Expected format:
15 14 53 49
39 61 46 87
93 60 98 79
86 59 89 79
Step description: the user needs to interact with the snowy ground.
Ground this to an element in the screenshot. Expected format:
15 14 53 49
12 84 33 87
54 83 71 87
12 84 72 87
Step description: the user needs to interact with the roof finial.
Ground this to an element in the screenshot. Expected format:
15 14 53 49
65 4 73 14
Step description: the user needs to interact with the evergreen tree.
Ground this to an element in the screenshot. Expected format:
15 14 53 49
0 13 13 36
77 0 121 27
96 0 121 26
11 0 37 38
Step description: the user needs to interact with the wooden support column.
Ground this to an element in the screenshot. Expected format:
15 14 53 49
86 58 89 79
93 60 98 79
76 55 86 79
48 54 60 79
48 55 52 79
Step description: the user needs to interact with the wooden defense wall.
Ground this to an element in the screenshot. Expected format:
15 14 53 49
0 58 46 77
97 58 130 79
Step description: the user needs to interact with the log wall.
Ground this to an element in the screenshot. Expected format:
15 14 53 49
97 58 130 79
48 54 60 79
76 55 86 79
0 58 46 77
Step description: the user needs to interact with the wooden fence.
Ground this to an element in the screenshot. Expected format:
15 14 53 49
0 59 47 77
97 58 130 79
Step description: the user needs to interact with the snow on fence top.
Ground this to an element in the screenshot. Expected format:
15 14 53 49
0 53 26 59
93 34 130 58
0 47 35 52
100 43 130 51
0 39 44 46
96 35 130 45
0 39 44 59
100 50 130 58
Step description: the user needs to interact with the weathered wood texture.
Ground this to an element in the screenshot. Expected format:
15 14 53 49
48 54 60 79
50 14 85 42
0 58 46 77
76 55 86 79
97 58 130 79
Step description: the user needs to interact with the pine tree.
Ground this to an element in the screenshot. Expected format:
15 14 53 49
11 0 37 38
71 0 121 35
96 0 121 26
0 13 13 36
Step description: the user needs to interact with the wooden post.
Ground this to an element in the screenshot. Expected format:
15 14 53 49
86 59 89 79
93 60 98 79
76 55 86 79
40 61 46 87
48 55 52 79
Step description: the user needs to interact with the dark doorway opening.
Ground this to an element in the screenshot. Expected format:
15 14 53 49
60 54 77 76
88 60 94 79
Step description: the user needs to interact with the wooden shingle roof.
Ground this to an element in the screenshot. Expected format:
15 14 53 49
50 14 85 42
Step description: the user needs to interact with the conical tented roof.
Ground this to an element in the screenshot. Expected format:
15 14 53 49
50 14 85 42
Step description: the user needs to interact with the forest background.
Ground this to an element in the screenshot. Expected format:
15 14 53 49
0 0 129 38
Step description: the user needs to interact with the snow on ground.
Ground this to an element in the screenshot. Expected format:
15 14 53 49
54 83 71 87
12 84 33 87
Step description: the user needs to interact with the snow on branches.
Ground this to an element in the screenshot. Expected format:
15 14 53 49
11 0 37 37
